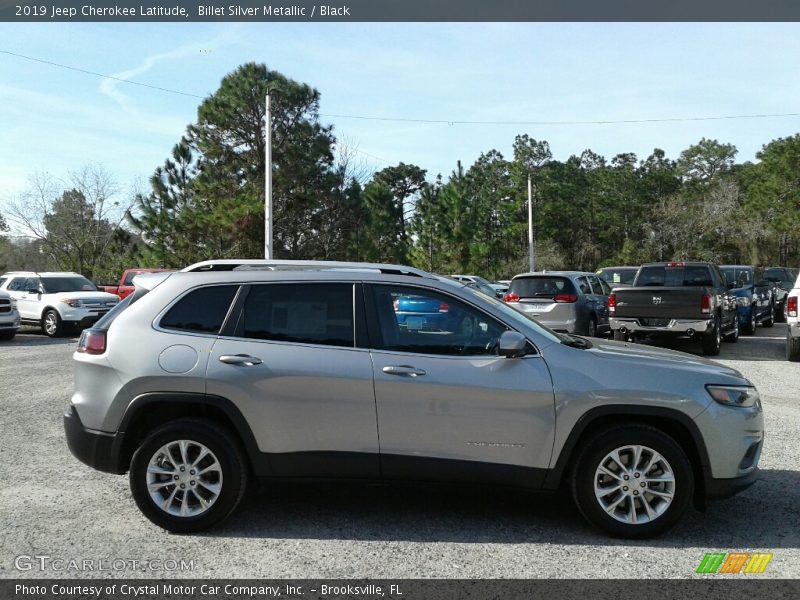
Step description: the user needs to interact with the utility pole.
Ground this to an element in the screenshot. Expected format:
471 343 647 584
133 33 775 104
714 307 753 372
264 92 273 259
527 174 535 272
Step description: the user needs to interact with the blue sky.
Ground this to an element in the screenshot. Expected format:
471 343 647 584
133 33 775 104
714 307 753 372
1 22 800 210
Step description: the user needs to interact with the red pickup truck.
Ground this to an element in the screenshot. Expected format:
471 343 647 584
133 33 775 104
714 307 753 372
100 268 173 300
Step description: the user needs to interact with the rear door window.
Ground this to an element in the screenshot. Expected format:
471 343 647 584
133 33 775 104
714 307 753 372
160 285 239 334
238 283 354 348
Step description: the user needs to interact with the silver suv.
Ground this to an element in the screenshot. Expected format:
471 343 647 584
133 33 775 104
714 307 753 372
64 260 764 538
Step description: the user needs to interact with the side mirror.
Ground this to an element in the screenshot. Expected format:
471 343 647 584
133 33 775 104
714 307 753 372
498 330 528 358
27 288 40 295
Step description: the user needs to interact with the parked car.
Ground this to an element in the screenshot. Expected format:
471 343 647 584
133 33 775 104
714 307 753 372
65 259 763 538
0 286 21 340
503 271 610 337
393 294 461 332
0 271 119 337
597 266 639 288
609 262 738 356
99 268 173 300
489 281 509 297
756 266 798 323
720 265 775 334
451 274 502 298
786 270 800 361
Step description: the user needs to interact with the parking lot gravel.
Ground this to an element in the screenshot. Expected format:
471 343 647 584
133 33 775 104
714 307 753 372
1 325 798 579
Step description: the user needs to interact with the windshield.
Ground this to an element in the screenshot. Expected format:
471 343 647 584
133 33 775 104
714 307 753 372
721 267 753 287
41 276 98 293
600 268 637 285
762 268 795 288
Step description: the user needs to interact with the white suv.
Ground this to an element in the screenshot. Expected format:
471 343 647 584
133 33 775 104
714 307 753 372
786 271 800 361
0 272 118 337
0 285 21 340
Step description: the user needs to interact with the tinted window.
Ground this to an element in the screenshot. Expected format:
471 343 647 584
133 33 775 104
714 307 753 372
721 267 752 287
40 276 97 293
600 268 637 285
509 276 577 298
588 275 608 295
160 285 238 334
636 266 713 287
240 283 354 347
0 277 6 288
7 277 28 291
371 285 507 356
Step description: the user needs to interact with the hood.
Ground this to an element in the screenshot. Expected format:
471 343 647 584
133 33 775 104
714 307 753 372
50 291 119 302
585 338 747 382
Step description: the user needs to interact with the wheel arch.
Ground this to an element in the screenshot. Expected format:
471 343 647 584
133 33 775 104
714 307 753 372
543 406 711 509
115 392 266 477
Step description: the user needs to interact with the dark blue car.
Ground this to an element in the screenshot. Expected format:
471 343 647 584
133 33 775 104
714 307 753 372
720 265 775 335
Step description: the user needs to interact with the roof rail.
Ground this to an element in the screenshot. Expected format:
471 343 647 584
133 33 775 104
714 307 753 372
180 259 435 279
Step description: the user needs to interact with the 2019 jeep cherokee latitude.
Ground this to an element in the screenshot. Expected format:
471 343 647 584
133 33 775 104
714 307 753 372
64 260 764 538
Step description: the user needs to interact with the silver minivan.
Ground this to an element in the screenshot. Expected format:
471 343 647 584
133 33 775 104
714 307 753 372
64 260 763 539
504 271 610 337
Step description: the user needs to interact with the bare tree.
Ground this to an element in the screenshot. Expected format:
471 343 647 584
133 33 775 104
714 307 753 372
6 165 134 278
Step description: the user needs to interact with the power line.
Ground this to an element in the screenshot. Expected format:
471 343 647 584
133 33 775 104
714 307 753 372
0 49 204 98
4 47 800 128
320 111 800 126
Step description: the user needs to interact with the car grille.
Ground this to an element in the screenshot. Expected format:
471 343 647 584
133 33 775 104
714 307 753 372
0 299 10 314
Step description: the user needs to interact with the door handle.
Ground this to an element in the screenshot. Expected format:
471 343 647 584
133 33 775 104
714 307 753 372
383 365 426 377
219 354 263 366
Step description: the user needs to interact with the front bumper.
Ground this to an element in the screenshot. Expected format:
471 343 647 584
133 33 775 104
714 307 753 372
610 317 713 335
63 404 125 474
706 468 760 499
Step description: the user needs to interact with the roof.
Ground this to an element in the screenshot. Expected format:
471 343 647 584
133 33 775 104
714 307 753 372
513 271 597 278
180 259 436 279
1 271 82 277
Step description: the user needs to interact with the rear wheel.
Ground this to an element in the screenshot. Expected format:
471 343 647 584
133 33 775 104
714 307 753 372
130 418 248 533
701 317 721 356
586 316 598 338
788 337 800 362
613 330 627 342
776 301 787 323
571 425 693 538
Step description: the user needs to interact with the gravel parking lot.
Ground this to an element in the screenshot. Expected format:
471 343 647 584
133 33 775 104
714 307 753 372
1 325 798 579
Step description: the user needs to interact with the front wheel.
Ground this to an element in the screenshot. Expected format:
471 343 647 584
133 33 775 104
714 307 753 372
701 317 721 356
0 330 16 341
42 309 63 337
762 304 774 328
571 425 693 538
742 307 756 335
723 313 739 343
129 418 248 533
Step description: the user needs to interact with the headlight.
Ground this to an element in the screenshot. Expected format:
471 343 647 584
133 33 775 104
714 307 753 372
706 385 759 408
59 298 83 308
736 297 750 307
9 299 17 310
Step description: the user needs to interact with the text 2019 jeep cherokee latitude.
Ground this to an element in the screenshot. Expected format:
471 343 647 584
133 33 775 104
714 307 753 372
64 260 763 538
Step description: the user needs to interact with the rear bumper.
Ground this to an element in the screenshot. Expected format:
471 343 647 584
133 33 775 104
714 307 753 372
63 404 125 474
610 317 713 335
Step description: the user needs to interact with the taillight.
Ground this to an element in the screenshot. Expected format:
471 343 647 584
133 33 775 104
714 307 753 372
393 299 399 311
666 262 685 268
439 302 450 313
503 293 520 303
554 294 578 303
700 294 713 314
77 329 106 355
608 293 616 315
788 296 798 317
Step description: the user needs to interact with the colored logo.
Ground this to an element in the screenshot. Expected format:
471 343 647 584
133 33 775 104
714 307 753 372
696 552 773 574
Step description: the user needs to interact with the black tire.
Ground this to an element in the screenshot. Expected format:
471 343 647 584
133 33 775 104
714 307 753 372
723 313 739 343
776 301 787 324
0 330 15 341
586 316 598 338
42 309 63 337
788 337 800 362
613 330 627 342
742 307 756 335
701 317 721 356
129 418 248 533
762 304 774 328
571 424 693 539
